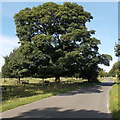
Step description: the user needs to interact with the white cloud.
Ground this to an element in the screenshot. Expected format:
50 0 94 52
0 35 19 47
0 35 20 71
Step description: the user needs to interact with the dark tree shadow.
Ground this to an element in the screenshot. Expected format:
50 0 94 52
11 107 112 119
100 77 115 86
1 85 42 101
57 85 103 96
55 81 114 97
100 82 115 86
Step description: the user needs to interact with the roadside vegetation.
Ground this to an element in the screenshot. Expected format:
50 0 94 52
108 61 120 82
109 77 120 119
0 77 98 112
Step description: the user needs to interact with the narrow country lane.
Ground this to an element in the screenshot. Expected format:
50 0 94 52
1 77 114 119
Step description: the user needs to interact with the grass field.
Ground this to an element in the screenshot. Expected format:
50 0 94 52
0 77 86 85
109 77 120 119
98 77 107 82
1 77 93 112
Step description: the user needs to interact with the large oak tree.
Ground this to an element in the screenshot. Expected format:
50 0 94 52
2 2 112 82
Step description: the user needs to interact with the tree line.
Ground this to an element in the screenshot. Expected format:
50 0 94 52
2 2 112 83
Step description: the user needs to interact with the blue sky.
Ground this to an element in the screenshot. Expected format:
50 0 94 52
0 2 118 72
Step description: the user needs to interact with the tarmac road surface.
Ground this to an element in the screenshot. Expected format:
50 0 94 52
1 77 114 119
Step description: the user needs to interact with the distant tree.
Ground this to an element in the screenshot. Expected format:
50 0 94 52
114 39 120 80
2 56 13 78
98 68 108 77
2 48 31 82
115 44 120 57
108 61 120 78
0 72 2 78
3 2 112 82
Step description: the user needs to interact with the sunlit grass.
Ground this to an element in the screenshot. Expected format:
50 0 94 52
1 93 53 112
0 77 98 112
109 77 119 83
1 84 84 112
109 82 120 119
98 77 106 82
0 77 86 85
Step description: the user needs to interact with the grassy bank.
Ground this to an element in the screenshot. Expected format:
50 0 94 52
1 77 98 112
1 83 80 112
109 82 120 119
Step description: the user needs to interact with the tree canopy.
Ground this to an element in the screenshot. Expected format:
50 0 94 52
98 68 108 78
108 61 120 78
115 39 120 57
114 39 120 80
2 48 32 82
2 2 112 82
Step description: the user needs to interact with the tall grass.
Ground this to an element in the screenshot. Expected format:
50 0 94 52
109 83 120 119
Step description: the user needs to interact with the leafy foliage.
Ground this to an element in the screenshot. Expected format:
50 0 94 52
108 61 120 79
114 39 120 80
2 2 112 82
115 39 120 57
2 48 31 81
98 68 108 77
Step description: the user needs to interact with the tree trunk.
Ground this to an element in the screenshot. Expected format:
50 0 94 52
42 78 44 82
18 76 21 83
4 77 6 82
55 76 60 83
88 79 92 83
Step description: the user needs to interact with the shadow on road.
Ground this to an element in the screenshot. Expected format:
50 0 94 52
56 81 114 96
12 107 112 119
57 85 103 96
100 77 115 86
100 82 115 86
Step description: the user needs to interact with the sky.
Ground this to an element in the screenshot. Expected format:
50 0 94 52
0 1 118 72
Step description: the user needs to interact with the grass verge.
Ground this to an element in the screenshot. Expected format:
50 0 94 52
1 82 98 112
109 83 120 119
